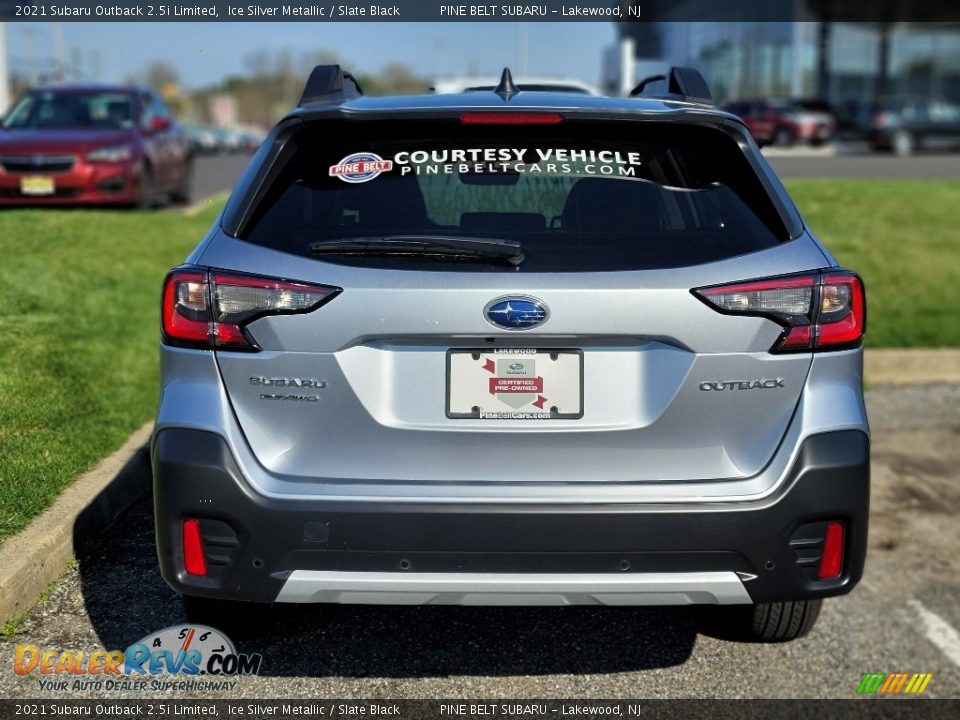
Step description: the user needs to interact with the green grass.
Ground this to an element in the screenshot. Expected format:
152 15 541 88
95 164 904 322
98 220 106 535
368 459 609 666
0 179 956 543
0 614 27 639
785 179 960 348
0 206 218 543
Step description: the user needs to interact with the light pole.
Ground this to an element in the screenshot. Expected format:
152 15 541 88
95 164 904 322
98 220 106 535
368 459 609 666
0 22 10 114
516 23 527 76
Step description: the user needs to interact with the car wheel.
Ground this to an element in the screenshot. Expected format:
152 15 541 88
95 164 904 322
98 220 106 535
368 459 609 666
170 159 194 205
773 128 793 147
892 130 915 156
136 167 155 209
705 599 822 642
180 595 273 638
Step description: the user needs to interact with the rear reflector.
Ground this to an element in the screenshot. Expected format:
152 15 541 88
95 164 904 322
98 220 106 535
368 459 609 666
162 268 340 351
693 270 865 353
460 112 564 125
182 519 208 577
818 521 845 580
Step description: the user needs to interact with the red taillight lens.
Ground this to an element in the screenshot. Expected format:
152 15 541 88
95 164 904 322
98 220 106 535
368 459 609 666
182 519 207 577
162 271 209 345
818 521 845 580
817 273 866 348
460 112 564 125
693 270 865 353
162 269 339 350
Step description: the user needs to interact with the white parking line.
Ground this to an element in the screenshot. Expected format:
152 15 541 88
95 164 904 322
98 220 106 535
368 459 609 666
909 599 960 669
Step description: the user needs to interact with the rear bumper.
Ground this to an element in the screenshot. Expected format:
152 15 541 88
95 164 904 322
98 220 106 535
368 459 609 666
152 428 869 606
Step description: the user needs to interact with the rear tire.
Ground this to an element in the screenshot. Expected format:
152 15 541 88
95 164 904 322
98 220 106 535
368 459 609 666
135 167 155 209
750 599 822 641
180 595 273 639
707 599 822 642
773 127 793 147
170 158 194 205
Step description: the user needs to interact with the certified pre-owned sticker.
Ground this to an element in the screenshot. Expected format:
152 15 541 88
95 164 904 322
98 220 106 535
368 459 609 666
329 152 393 183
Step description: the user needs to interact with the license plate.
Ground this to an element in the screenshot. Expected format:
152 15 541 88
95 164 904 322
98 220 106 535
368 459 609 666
447 349 583 420
20 176 55 196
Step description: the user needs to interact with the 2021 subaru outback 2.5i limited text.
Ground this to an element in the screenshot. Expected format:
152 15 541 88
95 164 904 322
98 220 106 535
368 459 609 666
153 66 868 642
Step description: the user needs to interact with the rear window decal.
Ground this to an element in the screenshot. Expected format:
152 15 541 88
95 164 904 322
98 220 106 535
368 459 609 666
394 148 644 177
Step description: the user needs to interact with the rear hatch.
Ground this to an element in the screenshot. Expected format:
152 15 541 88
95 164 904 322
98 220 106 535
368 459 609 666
199 117 827 484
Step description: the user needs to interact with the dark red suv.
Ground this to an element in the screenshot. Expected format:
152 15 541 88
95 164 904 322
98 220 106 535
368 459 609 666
0 85 192 207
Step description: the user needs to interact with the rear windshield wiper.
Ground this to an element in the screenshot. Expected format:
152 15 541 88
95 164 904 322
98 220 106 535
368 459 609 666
309 235 524 266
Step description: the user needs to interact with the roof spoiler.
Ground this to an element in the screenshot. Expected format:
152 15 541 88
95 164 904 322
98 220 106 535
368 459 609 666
299 65 364 106
630 66 712 104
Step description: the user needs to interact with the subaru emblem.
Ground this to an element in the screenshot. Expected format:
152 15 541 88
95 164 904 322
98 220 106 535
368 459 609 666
484 297 549 331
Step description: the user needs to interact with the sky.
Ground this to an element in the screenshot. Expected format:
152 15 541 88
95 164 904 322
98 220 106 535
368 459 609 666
6 22 617 89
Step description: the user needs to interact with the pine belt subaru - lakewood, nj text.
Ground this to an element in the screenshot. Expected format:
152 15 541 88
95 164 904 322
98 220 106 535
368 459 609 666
152 66 868 642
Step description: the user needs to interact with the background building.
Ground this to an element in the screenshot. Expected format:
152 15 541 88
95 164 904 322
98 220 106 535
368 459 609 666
608 1 960 124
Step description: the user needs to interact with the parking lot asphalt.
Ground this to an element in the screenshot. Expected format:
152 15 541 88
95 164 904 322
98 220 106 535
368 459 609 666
767 152 960 180
190 154 251 202
1 384 958 700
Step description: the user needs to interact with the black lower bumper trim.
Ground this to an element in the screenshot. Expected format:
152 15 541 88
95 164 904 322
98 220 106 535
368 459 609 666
152 429 869 604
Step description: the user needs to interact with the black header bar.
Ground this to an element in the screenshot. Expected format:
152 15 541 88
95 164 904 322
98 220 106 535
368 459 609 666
1 0 959 23
0 700 958 720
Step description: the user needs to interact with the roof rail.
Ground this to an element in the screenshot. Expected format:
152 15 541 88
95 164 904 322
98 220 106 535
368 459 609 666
630 66 712 104
299 65 364 107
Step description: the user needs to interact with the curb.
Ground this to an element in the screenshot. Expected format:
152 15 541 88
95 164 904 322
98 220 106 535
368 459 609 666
865 349 960 385
183 190 229 217
0 422 153 623
761 145 838 158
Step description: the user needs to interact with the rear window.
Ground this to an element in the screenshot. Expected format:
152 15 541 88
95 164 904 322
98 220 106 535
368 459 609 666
240 120 790 272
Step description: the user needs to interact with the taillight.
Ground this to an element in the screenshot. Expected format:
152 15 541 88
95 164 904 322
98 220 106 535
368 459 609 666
817 273 866 348
694 270 865 353
460 112 564 125
162 268 340 351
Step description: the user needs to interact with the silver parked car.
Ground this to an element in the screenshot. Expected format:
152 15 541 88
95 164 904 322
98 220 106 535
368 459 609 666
154 66 868 642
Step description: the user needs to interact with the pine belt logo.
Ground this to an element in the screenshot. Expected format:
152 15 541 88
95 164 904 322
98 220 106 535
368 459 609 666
328 152 393 183
13 625 261 692
856 672 933 696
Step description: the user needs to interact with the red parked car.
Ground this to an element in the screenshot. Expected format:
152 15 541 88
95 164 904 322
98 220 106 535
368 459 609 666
722 99 836 147
0 85 192 207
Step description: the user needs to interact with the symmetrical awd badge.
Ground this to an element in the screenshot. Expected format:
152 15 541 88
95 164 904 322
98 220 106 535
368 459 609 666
484 297 549 330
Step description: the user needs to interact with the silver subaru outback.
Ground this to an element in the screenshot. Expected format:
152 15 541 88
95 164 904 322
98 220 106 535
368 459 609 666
153 66 868 642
